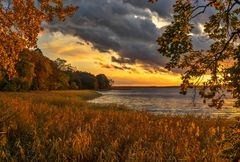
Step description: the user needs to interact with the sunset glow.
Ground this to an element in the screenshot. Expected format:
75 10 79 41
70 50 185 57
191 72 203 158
38 31 182 86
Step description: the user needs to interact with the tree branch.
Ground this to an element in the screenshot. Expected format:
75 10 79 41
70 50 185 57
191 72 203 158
234 0 240 4
191 0 217 19
217 29 240 58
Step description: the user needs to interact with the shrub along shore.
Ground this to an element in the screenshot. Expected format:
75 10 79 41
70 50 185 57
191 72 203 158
0 90 237 161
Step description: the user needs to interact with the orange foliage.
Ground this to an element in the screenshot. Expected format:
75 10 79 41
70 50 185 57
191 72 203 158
0 0 77 77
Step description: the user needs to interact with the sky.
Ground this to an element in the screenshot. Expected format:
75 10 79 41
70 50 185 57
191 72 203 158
37 0 211 86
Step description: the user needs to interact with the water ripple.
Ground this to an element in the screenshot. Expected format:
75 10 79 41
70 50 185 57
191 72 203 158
89 88 240 118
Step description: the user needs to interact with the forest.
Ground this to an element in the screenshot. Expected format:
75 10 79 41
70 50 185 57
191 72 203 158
0 0 239 161
0 49 113 91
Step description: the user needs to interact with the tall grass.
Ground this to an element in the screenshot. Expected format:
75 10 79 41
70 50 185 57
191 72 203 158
0 91 234 161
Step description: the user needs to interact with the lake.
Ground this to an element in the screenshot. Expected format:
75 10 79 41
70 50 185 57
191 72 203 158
89 87 240 118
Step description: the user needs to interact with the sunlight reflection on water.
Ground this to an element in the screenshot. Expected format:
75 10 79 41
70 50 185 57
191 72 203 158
89 87 240 118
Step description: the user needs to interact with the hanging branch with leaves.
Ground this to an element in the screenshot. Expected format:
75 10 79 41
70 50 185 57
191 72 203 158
149 0 240 108
0 0 77 78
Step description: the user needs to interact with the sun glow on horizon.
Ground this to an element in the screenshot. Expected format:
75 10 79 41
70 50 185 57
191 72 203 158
37 31 182 86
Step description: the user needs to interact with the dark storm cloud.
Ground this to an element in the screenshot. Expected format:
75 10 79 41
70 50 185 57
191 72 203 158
96 62 138 72
140 64 169 74
45 0 169 71
122 0 174 18
111 56 135 65
45 0 212 74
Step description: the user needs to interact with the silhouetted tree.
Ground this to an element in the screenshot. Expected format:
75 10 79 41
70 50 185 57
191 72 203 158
96 74 111 90
150 0 240 160
150 0 240 109
54 58 76 72
72 72 98 90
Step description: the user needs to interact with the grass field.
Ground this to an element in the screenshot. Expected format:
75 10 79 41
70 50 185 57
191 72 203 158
0 91 236 161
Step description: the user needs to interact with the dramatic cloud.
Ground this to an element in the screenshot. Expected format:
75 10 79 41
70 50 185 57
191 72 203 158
44 0 212 74
111 56 135 65
96 62 138 73
122 0 174 18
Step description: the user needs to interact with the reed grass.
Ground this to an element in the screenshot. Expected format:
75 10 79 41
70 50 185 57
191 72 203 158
0 91 234 161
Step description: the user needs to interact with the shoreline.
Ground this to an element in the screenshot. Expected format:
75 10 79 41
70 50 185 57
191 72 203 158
90 90 239 119
0 90 236 161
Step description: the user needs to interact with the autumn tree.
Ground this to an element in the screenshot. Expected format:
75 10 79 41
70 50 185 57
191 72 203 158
31 49 54 90
150 0 240 160
0 0 77 78
149 0 240 109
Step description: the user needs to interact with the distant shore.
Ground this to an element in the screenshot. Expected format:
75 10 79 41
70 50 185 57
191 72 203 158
112 86 181 90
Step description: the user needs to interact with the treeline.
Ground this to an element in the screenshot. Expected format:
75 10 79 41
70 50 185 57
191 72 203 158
0 49 113 91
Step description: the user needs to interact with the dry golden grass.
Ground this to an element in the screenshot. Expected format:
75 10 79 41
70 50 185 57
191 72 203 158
0 91 234 161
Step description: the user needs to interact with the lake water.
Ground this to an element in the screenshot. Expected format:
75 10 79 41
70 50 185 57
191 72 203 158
89 87 240 118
